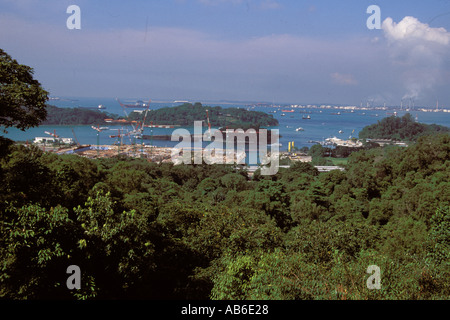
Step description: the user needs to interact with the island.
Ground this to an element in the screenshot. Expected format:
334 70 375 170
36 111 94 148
41 105 118 125
41 102 279 128
128 102 279 127
358 113 449 142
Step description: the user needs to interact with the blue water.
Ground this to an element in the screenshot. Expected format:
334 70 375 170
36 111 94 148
3 97 450 151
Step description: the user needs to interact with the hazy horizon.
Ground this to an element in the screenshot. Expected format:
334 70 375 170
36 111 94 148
1 0 450 108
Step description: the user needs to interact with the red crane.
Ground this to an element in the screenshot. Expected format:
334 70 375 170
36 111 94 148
44 130 59 138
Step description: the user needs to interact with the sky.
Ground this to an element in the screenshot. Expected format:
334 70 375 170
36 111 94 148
1 0 450 107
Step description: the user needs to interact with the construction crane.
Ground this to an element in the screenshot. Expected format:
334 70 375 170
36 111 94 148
71 128 80 147
44 129 61 149
109 128 131 155
116 98 151 143
109 128 129 139
44 130 59 138
91 125 105 156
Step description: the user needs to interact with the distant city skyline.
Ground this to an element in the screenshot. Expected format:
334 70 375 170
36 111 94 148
1 0 450 107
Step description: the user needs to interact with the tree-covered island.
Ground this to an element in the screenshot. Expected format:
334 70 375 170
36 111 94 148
42 102 279 128
358 113 450 142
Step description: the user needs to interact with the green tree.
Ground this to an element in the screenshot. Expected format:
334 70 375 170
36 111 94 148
1 144 57 208
427 206 450 266
0 49 49 133
0 204 74 299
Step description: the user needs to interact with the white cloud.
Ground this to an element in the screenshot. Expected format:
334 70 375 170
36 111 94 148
382 16 450 45
381 16 450 100
0 13 400 102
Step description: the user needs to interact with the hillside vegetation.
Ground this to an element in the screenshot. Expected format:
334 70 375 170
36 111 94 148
41 105 118 125
42 103 279 128
358 113 449 141
130 102 279 127
0 132 449 300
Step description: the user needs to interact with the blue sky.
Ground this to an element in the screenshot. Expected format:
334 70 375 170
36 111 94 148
1 0 450 106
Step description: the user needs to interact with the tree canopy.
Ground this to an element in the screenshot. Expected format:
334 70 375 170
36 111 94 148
358 113 449 141
0 49 49 133
0 132 449 300
42 105 118 126
129 102 279 127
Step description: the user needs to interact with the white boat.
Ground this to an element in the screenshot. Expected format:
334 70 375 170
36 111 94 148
296 127 304 132
339 130 344 134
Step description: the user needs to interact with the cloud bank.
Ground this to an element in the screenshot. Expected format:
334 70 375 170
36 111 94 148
382 16 450 101
1 6 449 105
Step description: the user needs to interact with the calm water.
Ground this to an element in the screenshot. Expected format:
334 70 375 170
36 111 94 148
3 97 450 151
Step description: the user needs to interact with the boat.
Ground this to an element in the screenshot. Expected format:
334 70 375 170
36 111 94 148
281 113 286 116
339 130 344 134
296 127 304 132
269 143 282 147
83 104 107 110
117 99 150 108
282 109 295 113
302 115 311 119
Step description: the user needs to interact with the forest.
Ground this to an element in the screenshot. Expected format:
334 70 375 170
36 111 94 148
41 105 118 126
0 132 448 300
128 102 279 127
41 103 279 129
358 113 450 141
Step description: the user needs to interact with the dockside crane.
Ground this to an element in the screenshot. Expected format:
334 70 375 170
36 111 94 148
71 128 80 147
44 129 59 138
109 128 131 155
116 98 151 140
91 125 105 156
44 129 60 149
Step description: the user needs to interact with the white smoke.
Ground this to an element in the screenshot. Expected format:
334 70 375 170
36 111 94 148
381 16 450 101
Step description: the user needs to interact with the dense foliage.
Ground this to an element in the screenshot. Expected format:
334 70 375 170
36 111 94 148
1 132 449 300
358 113 449 141
41 105 118 126
0 49 49 133
129 102 279 127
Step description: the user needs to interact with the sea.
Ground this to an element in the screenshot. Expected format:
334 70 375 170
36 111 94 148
3 96 450 152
